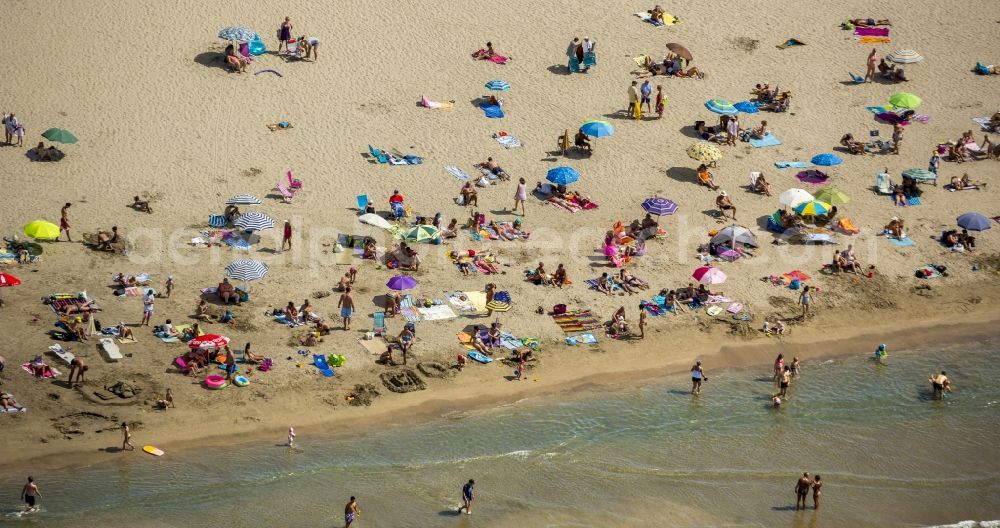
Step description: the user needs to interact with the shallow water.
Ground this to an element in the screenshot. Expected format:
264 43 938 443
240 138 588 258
3 340 999 527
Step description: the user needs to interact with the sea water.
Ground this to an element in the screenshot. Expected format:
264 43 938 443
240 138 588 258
3 340 999 527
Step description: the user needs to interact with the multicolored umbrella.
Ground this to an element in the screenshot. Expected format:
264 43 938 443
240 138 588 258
779 188 814 207
733 101 759 114
0 272 22 287
485 300 511 312
887 49 923 64
641 196 677 216
704 99 738 115
234 212 275 232
218 26 256 43
41 128 78 144
225 259 269 281
189 334 230 350
793 200 832 217
687 141 722 163
403 225 439 243
386 275 417 291
580 120 614 137
901 168 936 182
226 194 262 205
957 212 991 231
813 186 850 205
23 220 60 240
484 80 511 91
546 166 580 185
665 43 693 62
889 92 921 109
810 153 843 166
692 266 727 285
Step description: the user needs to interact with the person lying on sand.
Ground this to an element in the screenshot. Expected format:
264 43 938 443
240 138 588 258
851 18 890 26
620 269 649 290
950 173 985 190
694 121 718 143
478 157 509 180
131 196 152 214
1 392 24 412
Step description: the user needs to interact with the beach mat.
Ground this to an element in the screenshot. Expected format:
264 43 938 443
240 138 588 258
854 27 890 37
480 103 504 119
972 117 995 132
465 291 488 313
775 161 812 169
889 237 915 247
551 310 602 333
565 333 598 345
416 304 458 321
445 165 470 181
494 135 521 149
749 134 782 148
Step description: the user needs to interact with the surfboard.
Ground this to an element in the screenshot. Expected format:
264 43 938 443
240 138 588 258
467 351 493 364
143 445 164 456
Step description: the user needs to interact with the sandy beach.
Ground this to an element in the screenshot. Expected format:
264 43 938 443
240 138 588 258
1 0 999 506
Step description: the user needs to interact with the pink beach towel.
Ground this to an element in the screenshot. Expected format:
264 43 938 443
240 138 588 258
854 27 889 37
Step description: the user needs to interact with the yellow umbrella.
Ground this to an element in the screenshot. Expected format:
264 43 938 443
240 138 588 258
23 220 60 240
687 142 722 163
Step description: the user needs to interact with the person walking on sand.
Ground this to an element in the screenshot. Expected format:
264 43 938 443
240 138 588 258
798 285 812 318
121 422 135 451
865 48 878 82
164 275 174 298
59 202 72 242
691 360 706 395
277 17 293 54
281 220 292 252
7 113 24 147
812 475 822 510
640 80 653 114
141 288 155 326
345 496 361 527
655 84 665 118
512 177 527 216
338 287 354 330
458 479 475 515
892 124 903 155
21 476 41 514
795 473 813 510
628 81 641 119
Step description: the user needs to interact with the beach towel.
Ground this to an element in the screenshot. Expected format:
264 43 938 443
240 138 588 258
22 362 60 378
551 310 602 333
565 333 598 345
357 337 388 355
972 117 995 132
499 332 524 350
776 38 805 49
633 55 649 67
857 36 891 44
399 296 421 323
419 95 454 110
865 105 890 114
908 197 921 206
416 304 458 321
748 134 782 148
49 344 75 364
447 292 477 314
915 265 941 278
480 103 504 119
641 301 663 316
775 161 813 169
854 27 890 37
445 165 470 181
584 278 622 292
889 237 915 247
0 394 25 413
494 135 521 149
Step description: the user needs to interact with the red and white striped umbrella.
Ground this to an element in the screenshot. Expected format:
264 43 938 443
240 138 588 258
188 334 230 349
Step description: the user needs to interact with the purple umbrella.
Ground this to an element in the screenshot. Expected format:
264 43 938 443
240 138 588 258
796 170 828 186
386 275 417 291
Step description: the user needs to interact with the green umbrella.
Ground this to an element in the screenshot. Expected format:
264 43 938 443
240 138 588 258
888 92 921 109
41 128 78 144
403 225 439 243
813 186 850 205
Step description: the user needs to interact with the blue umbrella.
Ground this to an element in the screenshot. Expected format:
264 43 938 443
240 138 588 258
733 101 759 114
704 99 738 116
580 120 614 138
218 26 257 43
641 197 678 216
957 212 991 231
484 80 511 91
546 166 579 185
810 153 843 167
494 291 512 303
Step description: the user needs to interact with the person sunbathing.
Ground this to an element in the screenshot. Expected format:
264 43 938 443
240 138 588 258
716 191 737 220
840 133 866 154
750 120 769 139
696 284 719 301
530 262 551 285
664 289 685 314
885 217 905 239
195 300 215 322
460 181 478 207
620 269 649 290
114 273 138 287
116 322 134 340
283 301 299 322
595 272 614 295
892 184 907 206
694 121 718 142
440 218 459 239
361 238 377 260
131 196 152 214
64 317 88 341
28 141 59 161
753 174 773 196
675 66 703 78
478 157 509 180
851 18 891 26
950 173 983 190
243 342 264 363
0 392 24 412
752 83 771 97
470 326 490 355
614 276 637 294
218 278 240 305
960 229 977 251
300 300 315 322
182 322 202 341
759 92 790 112
552 264 568 287
574 129 592 152
697 164 720 190
839 250 862 274
473 255 500 274
487 323 502 347
472 42 496 60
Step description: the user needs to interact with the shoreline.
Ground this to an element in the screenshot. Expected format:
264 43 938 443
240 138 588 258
5 303 997 475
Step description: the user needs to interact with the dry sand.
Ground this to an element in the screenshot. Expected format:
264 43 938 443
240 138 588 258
0 0 999 467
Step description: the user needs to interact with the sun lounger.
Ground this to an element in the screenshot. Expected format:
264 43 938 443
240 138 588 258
849 72 865 84
276 181 294 203
838 218 860 234
48 344 75 365
99 338 123 362
372 311 387 336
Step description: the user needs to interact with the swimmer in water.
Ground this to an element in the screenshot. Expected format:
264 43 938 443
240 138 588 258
874 343 887 362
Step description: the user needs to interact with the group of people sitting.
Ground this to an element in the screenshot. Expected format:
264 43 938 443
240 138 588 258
877 59 908 82
386 242 420 271
595 269 650 295
632 53 702 79
750 84 792 112
526 262 569 287
940 228 977 252
27 141 64 162
535 182 597 210
451 249 502 275
944 130 995 162
831 245 864 274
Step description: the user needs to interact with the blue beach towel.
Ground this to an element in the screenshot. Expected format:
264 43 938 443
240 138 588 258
565 333 598 345
480 103 504 119
889 237 915 247
774 161 812 169
865 106 890 114
749 134 782 148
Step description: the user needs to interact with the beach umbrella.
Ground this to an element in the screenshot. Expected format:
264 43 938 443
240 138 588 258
225 258 268 281
795 170 829 186
711 225 758 247
887 49 923 64
233 212 275 232
692 266 727 285
704 99 738 115
546 166 580 185
665 43 693 62
733 101 759 114
188 334 230 350
580 120 614 138
889 92 922 109
686 141 722 163
218 26 256 43
386 275 417 291
641 196 678 216
403 225 439 243
226 194 262 205
957 212 991 232
493 290 512 303
0 272 21 287
901 168 936 182
485 300 511 313
779 188 814 207
23 220 60 240
40 128 78 144
793 200 832 217
358 213 392 230
810 153 843 167
813 186 850 205
484 80 511 92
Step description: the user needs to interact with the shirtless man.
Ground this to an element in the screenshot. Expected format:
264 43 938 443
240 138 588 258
337 272 351 291
68 357 88 387
60 202 72 242
716 191 737 220
929 371 949 399
345 496 361 527
21 476 41 514
795 473 813 510
338 287 355 330
121 421 135 451
480 157 509 181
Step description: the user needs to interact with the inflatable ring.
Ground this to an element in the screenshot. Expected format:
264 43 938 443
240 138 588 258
233 375 249 387
205 375 227 390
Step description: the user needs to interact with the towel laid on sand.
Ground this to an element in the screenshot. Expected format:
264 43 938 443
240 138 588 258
889 236 915 247
445 165 471 181
480 103 504 119
854 27 890 37
972 117 995 132
494 135 521 148
565 333 598 345
857 36 891 44
748 134 782 148
775 161 813 169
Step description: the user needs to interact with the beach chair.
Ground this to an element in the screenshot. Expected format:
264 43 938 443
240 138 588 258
285 39 303 60
312 354 335 377
275 181 295 203
558 129 570 155
749 172 763 193
356 194 370 211
390 202 405 220
286 170 302 190
849 72 865 84
372 311 387 336
875 172 892 194
766 211 787 234
368 145 389 164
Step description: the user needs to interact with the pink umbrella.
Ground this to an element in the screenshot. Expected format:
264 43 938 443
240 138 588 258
692 266 727 285
188 334 230 349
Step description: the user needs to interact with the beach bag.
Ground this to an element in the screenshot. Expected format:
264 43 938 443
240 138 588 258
455 194 465 205
552 304 567 315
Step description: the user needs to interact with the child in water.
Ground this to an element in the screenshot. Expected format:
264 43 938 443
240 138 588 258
874 343 888 362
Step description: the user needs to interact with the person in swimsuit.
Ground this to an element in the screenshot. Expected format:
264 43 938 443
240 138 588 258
691 361 706 395
779 366 792 398
513 177 527 216
865 48 878 83
59 202 72 242
929 371 948 399
399 326 414 364
790 357 800 377
121 422 135 451
812 475 822 510
795 473 812 511
773 354 784 382
21 476 41 514
344 496 360 527
338 287 354 331
798 285 812 317
458 479 475 515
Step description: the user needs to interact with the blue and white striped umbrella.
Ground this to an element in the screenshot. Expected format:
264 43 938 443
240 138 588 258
226 194 262 205
218 26 256 43
641 196 678 216
484 80 511 91
225 259 269 281
234 212 275 231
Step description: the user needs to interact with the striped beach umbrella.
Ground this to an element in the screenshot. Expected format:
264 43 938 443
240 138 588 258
218 26 256 43
226 194 262 205
234 212 274 231
692 266 727 285
687 141 722 163
886 49 923 64
546 166 580 185
485 300 511 312
225 259 268 281
813 186 850 205
580 120 615 138
793 200 832 217
386 275 417 291
641 196 678 216
484 79 511 91
810 153 843 167
901 168 936 183
889 92 922 109
733 101 759 114
403 225 439 243
188 334 230 350
23 220 60 240
779 188 814 207
704 99 738 115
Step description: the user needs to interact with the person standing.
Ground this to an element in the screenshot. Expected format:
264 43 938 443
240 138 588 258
287 426 296 447
224 346 236 383
164 275 174 298
2 113 11 145
640 80 653 114
485 283 497 317
795 473 812 510
277 17 293 54
21 476 41 514
928 150 941 176
345 496 361 527
582 36 596 72
655 84 665 119
790 357 800 377
566 37 580 72
929 371 949 399
121 422 135 451
726 115 739 146
798 285 812 318
141 288 155 326
7 113 23 147
691 360 706 395
338 287 354 330
812 475 822 510
773 354 784 382
282 220 292 252
865 49 877 82
891 124 903 155
512 177 527 217
59 202 72 242
627 81 641 119
638 305 647 339
458 479 475 515
779 366 792 398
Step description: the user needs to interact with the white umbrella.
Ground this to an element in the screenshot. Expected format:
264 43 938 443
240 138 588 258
358 213 392 230
779 188 814 207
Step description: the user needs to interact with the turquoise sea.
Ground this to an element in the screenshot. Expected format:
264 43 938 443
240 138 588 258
3 340 999 527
